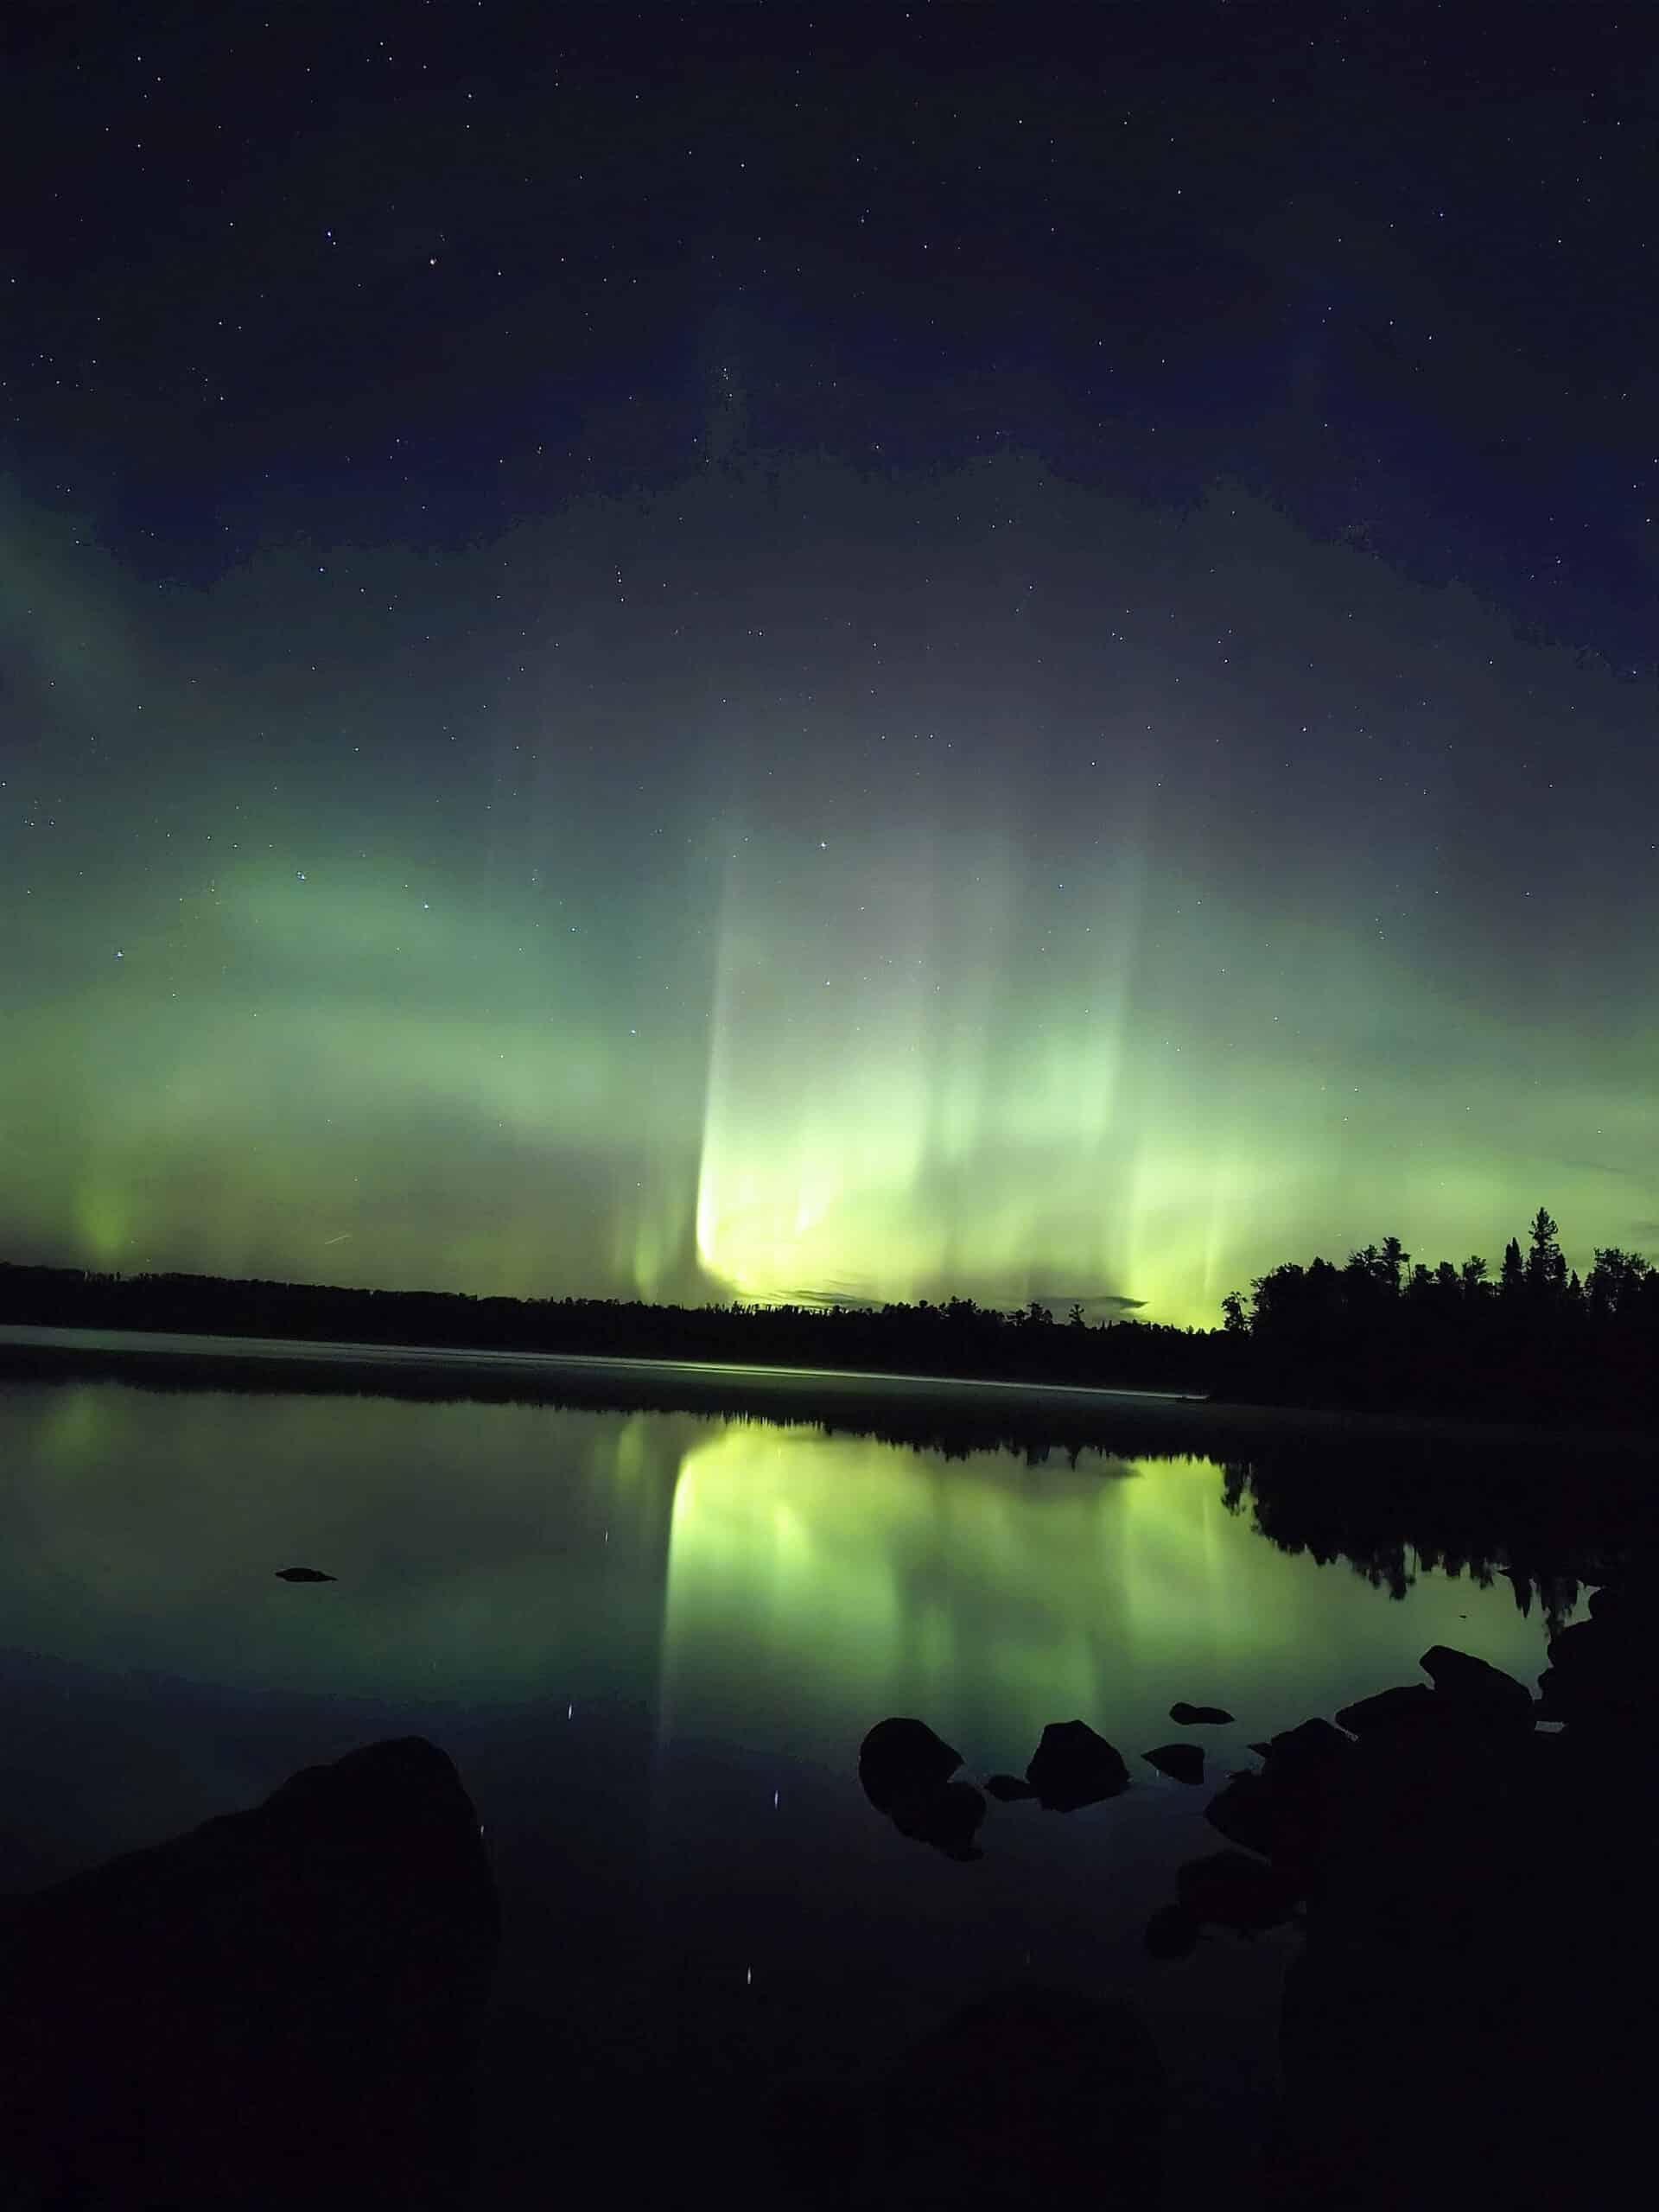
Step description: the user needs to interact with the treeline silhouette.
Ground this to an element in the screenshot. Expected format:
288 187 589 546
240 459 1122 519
0 1263 1210 1392
1218 1439 1659 1632
2 1200 1655 1426
1221 1206 1658 1426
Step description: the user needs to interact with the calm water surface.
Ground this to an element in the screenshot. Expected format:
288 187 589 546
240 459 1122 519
0 1363 1588 2204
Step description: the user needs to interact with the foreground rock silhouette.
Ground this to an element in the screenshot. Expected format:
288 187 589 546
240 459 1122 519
0 1736 498 2209
1187 1618 1654 2210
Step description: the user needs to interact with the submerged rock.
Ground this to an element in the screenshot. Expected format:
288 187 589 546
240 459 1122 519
1026 1720 1131 1812
1143 1743 1205 1785
1169 1701 1234 1725
274 1565 336 1581
1144 1902 1200 1960
0 1736 498 2210
889 1778 988 1860
983 1772 1039 1802
1177 1849 1300 1934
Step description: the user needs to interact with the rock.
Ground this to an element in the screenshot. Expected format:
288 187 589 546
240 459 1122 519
858 1718 963 1814
1249 1740 1273 1758
1334 1685 1440 1736
1177 1849 1300 1933
0 1737 498 2210
1144 1903 1200 1960
983 1772 1038 1802
1206 1726 1347 1889
1268 1685 1656 2211
880 1985 1165 2202
275 1565 336 1581
1265 1718 1353 1773
1418 1645 1534 1725
1143 1743 1205 1785
889 1779 987 1860
1026 1719 1131 1811
1540 1613 1659 1726
1169 1701 1234 1725
1204 1770 1279 1859
1544 1619 1608 1675
859 1721 984 1858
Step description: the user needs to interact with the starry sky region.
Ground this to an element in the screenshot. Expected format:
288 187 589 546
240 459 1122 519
3 3 1656 1325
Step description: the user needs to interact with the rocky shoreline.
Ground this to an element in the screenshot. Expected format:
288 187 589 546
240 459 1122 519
1 1581 1649 2208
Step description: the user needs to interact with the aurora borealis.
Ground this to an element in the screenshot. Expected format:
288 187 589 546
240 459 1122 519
4 9 1656 1329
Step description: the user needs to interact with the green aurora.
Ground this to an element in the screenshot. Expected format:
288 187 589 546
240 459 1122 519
3 461 1655 1327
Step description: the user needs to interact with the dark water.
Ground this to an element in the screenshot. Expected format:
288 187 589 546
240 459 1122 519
0 1351 1630 2204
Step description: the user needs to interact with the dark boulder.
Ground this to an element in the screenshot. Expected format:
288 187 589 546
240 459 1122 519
1418 1645 1534 1727
859 1721 986 1859
1540 1612 1659 1727
1268 1704 1656 2210
858 1719 963 1813
1204 1770 1279 1859
1264 1718 1353 1774
1333 1685 1440 1736
0 1737 498 2210
1143 1742 1205 1785
1205 1725 1348 1890
1586 1582 1626 1623
983 1772 1038 1802
1026 1720 1130 1811
275 1565 336 1581
1169 1701 1233 1725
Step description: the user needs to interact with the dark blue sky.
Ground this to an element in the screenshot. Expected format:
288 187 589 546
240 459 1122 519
7 2 1654 664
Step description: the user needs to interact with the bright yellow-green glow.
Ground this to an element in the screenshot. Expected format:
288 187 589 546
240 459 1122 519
657 1418 1555 1766
3 465 1655 1321
689 888 1650 1324
0 1378 1572 1872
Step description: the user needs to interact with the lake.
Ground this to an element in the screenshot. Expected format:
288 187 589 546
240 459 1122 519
0 1338 1643 2206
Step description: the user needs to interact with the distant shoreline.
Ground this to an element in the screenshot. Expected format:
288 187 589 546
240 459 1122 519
5 1251 1653 1437
3 1324 1654 1461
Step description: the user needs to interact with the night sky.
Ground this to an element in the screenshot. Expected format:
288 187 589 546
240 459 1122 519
4 3 1656 1326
